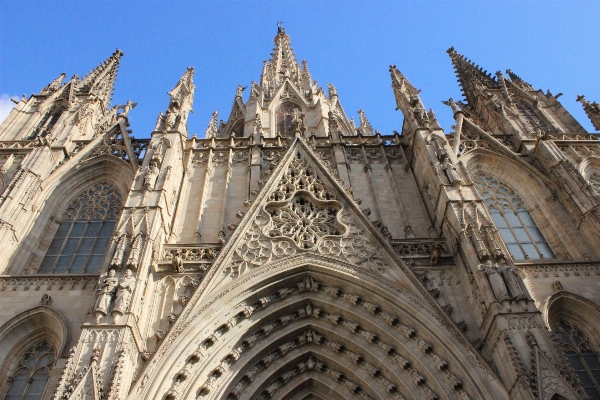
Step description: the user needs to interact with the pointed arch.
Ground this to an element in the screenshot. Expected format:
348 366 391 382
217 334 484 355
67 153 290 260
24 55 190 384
462 149 588 261
131 259 507 400
0 306 69 398
7 154 134 275
545 291 600 350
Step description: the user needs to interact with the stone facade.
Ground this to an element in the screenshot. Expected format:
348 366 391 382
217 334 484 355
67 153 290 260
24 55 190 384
0 27 599 400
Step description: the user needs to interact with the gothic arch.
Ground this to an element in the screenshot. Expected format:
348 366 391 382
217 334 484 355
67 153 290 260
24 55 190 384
0 306 68 396
132 258 507 400
544 291 600 350
462 149 589 260
7 154 133 274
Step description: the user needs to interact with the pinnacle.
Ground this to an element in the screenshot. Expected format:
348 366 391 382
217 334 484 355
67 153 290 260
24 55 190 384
505 68 534 91
77 49 124 102
447 47 498 106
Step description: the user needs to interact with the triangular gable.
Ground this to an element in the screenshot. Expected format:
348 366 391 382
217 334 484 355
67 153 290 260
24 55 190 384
532 343 581 400
272 79 308 106
197 137 431 301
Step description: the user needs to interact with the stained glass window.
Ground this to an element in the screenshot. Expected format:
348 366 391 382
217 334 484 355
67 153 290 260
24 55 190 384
4 340 56 400
554 320 600 399
38 182 122 274
474 174 554 261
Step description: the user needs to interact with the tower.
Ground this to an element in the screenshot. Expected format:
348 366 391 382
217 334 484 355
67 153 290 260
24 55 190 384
0 28 598 400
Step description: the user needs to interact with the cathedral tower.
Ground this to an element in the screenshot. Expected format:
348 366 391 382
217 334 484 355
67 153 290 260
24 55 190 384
0 28 598 400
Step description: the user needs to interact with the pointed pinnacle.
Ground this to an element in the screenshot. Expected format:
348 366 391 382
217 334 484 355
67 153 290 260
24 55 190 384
78 49 124 97
446 47 498 106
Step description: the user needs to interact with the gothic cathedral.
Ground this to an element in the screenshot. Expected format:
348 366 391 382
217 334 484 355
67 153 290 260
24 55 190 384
1 27 600 400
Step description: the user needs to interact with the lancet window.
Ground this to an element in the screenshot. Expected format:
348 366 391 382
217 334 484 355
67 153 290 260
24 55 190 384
474 174 554 261
516 100 549 131
4 340 56 400
38 182 122 274
275 101 302 136
553 320 600 399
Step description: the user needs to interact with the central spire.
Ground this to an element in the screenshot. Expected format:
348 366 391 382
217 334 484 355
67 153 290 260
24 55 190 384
260 26 312 95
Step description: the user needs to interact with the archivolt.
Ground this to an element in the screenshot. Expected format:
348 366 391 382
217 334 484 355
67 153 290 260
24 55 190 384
133 260 506 400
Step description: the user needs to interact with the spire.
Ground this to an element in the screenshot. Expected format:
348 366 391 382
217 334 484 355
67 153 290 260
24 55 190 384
389 65 422 106
447 47 499 107
164 67 195 131
357 109 374 136
77 49 124 104
300 60 313 91
204 111 219 138
577 95 600 131
40 72 66 95
260 25 302 93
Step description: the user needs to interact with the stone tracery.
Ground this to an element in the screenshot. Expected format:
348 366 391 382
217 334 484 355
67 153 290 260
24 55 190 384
226 149 390 277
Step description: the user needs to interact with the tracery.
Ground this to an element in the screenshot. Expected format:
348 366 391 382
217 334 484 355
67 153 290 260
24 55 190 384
553 320 600 399
474 174 554 261
4 340 56 400
38 181 122 274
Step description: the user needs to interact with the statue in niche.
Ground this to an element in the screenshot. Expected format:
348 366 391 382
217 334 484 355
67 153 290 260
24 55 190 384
172 250 184 273
143 161 159 190
165 100 180 130
94 269 118 324
112 269 136 323
440 154 462 185
498 262 526 301
480 261 510 302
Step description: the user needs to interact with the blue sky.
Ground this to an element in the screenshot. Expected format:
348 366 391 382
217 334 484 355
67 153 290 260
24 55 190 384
1 1 599 138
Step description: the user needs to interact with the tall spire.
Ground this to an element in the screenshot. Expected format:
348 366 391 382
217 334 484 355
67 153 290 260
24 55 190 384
447 47 499 107
260 25 304 94
77 49 124 104
505 69 534 91
577 95 600 131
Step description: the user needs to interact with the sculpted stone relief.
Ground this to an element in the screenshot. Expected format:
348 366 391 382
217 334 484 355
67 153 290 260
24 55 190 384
158 275 473 400
225 150 391 277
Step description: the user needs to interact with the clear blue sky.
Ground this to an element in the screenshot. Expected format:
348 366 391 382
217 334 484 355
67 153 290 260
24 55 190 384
1 1 599 138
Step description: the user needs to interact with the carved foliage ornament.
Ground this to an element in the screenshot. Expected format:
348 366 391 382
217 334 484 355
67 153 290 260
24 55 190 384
226 151 389 277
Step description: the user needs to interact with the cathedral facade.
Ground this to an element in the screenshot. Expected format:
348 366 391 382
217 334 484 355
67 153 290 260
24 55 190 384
0 27 600 400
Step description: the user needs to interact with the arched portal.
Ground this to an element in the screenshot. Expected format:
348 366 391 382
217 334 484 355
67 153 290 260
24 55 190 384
132 259 507 400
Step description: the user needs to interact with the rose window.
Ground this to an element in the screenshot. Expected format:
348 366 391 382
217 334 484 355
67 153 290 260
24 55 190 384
265 195 346 250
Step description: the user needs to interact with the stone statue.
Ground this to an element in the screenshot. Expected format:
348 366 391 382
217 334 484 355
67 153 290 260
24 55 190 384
165 100 180 129
235 85 247 98
112 269 136 323
172 251 184 273
94 269 118 324
441 157 462 185
143 161 159 190
498 262 526 301
481 261 510 302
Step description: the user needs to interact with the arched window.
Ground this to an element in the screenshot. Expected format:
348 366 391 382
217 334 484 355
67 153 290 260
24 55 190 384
474 174 555 261
38 182 122 274
275 101 302 136
554 320 600 399
4 340 56 400
516 100 548 131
